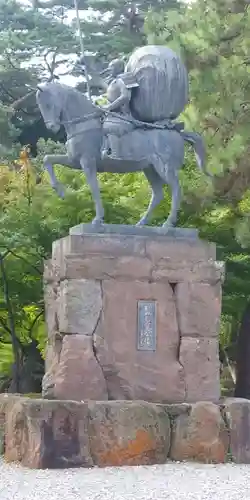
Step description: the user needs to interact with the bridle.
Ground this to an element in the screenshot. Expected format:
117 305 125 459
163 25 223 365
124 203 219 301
44 109 104 140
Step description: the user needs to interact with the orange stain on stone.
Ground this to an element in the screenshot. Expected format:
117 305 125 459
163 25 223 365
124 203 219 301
99 429 156 466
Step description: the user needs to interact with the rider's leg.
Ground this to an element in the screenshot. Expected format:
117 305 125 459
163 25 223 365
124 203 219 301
101 135 121 159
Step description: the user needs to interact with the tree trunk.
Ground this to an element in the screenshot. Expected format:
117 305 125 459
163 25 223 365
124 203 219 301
0 254 21 393
234 302 250 398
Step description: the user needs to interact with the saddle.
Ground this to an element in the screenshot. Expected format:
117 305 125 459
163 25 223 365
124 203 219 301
102 112 185 160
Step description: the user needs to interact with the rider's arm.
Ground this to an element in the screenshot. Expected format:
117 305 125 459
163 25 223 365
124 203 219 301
105 78 131 111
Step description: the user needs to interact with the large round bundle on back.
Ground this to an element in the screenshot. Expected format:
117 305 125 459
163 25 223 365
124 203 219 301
125 45 189 123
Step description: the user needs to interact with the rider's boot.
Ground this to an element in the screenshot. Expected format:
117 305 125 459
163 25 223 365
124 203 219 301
101 135 120 160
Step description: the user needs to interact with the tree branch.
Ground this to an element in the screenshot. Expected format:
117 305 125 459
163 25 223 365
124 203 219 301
0 316 11 335
2 248 42 275
28 309 44 340
220 28 242 42
11 91 36 111
0 317 23 350
43 48 60 80
4 52 19 71
32 0 77 8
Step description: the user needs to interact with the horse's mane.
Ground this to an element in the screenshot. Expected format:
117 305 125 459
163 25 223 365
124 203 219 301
43 81 95 115
45 81 86 100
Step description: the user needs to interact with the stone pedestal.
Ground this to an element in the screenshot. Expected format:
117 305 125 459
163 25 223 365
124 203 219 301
42 225 224 404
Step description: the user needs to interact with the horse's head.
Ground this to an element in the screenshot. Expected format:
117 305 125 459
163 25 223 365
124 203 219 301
36 82 100 136
36 83 63 133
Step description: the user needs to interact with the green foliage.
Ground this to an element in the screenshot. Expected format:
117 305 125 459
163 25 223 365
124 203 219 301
0 0 78 150
0 343 13 376
76 0 181 63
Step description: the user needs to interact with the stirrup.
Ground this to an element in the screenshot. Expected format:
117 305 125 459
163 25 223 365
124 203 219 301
101 147 112 158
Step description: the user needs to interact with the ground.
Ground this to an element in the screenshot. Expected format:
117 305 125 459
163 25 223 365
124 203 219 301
1 460 250 500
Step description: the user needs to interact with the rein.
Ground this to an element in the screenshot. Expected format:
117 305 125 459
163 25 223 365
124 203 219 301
45 109 104 140
60 110 102 126
49 102 185 141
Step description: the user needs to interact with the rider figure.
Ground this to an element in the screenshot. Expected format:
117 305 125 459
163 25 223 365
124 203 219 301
102 58 138 113
100 58 139 158
76 56 139 158
76 55 138 112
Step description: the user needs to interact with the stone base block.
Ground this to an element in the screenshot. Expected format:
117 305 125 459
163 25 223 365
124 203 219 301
180 338 220 402
43 230 223 404
5 398 92 468
4 397 171 468
88 401 171 466
0 394 27 455
4 396 250 468
52 335 108 401
170 401 229 463
223 398 250 463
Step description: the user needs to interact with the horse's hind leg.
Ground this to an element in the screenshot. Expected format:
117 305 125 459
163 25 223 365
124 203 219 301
162 171 181 227
136 166 164 226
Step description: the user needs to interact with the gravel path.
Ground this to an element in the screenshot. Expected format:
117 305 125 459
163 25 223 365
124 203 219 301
1 459 250 500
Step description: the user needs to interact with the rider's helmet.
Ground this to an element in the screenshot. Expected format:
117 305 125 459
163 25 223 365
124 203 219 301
107 59 125 78
100 58 125 82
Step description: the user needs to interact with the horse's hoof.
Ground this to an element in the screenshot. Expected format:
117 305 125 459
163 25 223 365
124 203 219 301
136 219 147 227
162 221 175 228
91 218 104 226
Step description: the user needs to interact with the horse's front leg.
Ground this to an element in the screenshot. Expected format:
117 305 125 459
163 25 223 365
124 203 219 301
43 154 76 198
80 157 104 225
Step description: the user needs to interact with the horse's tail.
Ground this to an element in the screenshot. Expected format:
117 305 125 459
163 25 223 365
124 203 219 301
180 130 212 178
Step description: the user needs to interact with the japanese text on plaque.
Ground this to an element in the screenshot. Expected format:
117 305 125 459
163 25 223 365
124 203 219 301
137 301 156 351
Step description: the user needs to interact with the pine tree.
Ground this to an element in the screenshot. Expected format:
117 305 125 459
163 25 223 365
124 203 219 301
34 0 181 63
78 0 181 61
0 0 77 154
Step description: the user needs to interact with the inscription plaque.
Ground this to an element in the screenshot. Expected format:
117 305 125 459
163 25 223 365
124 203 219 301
137 300 156 351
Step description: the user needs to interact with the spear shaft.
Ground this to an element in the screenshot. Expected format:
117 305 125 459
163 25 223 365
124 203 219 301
73 0 91 100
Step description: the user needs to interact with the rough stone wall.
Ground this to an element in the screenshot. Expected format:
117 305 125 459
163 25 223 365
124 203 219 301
5 395 250 468
42 233 224 403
